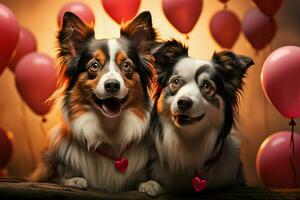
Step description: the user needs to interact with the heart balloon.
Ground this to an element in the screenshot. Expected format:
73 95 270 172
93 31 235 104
243 8 276 50
57 2 95 28
256 131 300 188
253 0 284 17
9 27 37 72
102 0 140 24
0 4 20 75
163 0 203 34
261 46 300 118
0 127 14 169
210 10 241 49
15 52 57 115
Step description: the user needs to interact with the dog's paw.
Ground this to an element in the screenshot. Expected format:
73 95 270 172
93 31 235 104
139 180 162 197
64 177 88 189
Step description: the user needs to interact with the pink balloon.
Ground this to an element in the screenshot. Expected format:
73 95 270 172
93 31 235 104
0 127 13 169
102 0 140 24
243 8 276 50
9 27 37 72
163 0 203 34
253 0 284 17
15 53 57 115
57 2 95 28
210 10 241 49
261 46 300 118
256 131 300 188
0 4 20 75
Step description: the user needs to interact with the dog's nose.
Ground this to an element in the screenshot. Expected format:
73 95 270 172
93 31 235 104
177 97 193 110
104 79 120 93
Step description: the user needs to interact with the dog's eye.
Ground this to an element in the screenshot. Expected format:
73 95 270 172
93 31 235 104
120 61 132 72
169 77 182 92
201 81 215 97
89 62 100 73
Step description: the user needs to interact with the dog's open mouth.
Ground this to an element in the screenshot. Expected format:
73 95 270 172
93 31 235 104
93 95 128 118
173 113 205 126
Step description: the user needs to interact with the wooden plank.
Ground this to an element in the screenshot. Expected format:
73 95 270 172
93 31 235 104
0 179 299 200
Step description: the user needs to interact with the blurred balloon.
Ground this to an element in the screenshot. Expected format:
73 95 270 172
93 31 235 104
0 127 14 169
243 8 276 50
261 46 300 118
163 0 203 34
210 10 241 49
15 52 57 115
256 131 300 188
57 2 95 28
9 27 37 72
0 4 20 75
253 0 284 17
102 0 140 24
219 0 229 3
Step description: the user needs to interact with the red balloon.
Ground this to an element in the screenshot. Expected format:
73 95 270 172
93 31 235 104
57 2 95 28
261 46 300 118
243 8 276 50
253 0 284 17
163 0 203 34
0 4 20 75
210 10 241 49
0 127 14 169
257 131 300 188
219 0 229 3
9 27 37 72
102 0 140 24
15 53 57 115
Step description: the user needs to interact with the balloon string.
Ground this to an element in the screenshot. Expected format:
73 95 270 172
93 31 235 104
223 3 227 9
288 118 297 187
20 100 36 167
40 116 47 138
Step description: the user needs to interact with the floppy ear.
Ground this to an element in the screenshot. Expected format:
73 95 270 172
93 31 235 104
212 51 254 90
57 12 94 86
152 39 188 86
120 11 157 48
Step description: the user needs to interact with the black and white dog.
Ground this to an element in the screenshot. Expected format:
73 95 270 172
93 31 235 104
139 40 253 196
30 11 158 192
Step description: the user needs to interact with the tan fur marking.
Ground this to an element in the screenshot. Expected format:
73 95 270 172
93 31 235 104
93 50 106 66
115 50 127 65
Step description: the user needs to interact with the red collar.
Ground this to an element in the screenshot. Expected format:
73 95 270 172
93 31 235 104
95 143 132 173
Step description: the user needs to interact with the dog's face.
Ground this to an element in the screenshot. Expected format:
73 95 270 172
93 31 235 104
57 12 156 120
152 40 253 142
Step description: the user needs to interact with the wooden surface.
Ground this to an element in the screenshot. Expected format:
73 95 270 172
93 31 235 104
0 178 299 200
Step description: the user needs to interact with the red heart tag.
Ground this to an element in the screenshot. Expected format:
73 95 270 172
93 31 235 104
192 176 207 192
114 158 128 173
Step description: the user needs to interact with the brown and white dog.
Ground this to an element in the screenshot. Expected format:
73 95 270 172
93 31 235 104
30 11 157 192
139 40 253 196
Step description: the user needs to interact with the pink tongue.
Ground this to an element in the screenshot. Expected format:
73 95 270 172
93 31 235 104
101 99 122 118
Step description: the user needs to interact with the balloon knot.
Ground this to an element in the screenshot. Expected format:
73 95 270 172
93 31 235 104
42 117 47 123
289 119 296 127
185 34 190 40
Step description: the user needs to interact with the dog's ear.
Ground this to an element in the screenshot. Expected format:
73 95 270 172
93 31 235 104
120 11 157 47
56 12 94 87
57 12 94 61
152 40 188 86
212 51 254 90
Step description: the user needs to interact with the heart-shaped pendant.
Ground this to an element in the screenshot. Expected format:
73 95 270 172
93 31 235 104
192 176 207 192
114 158 128 173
